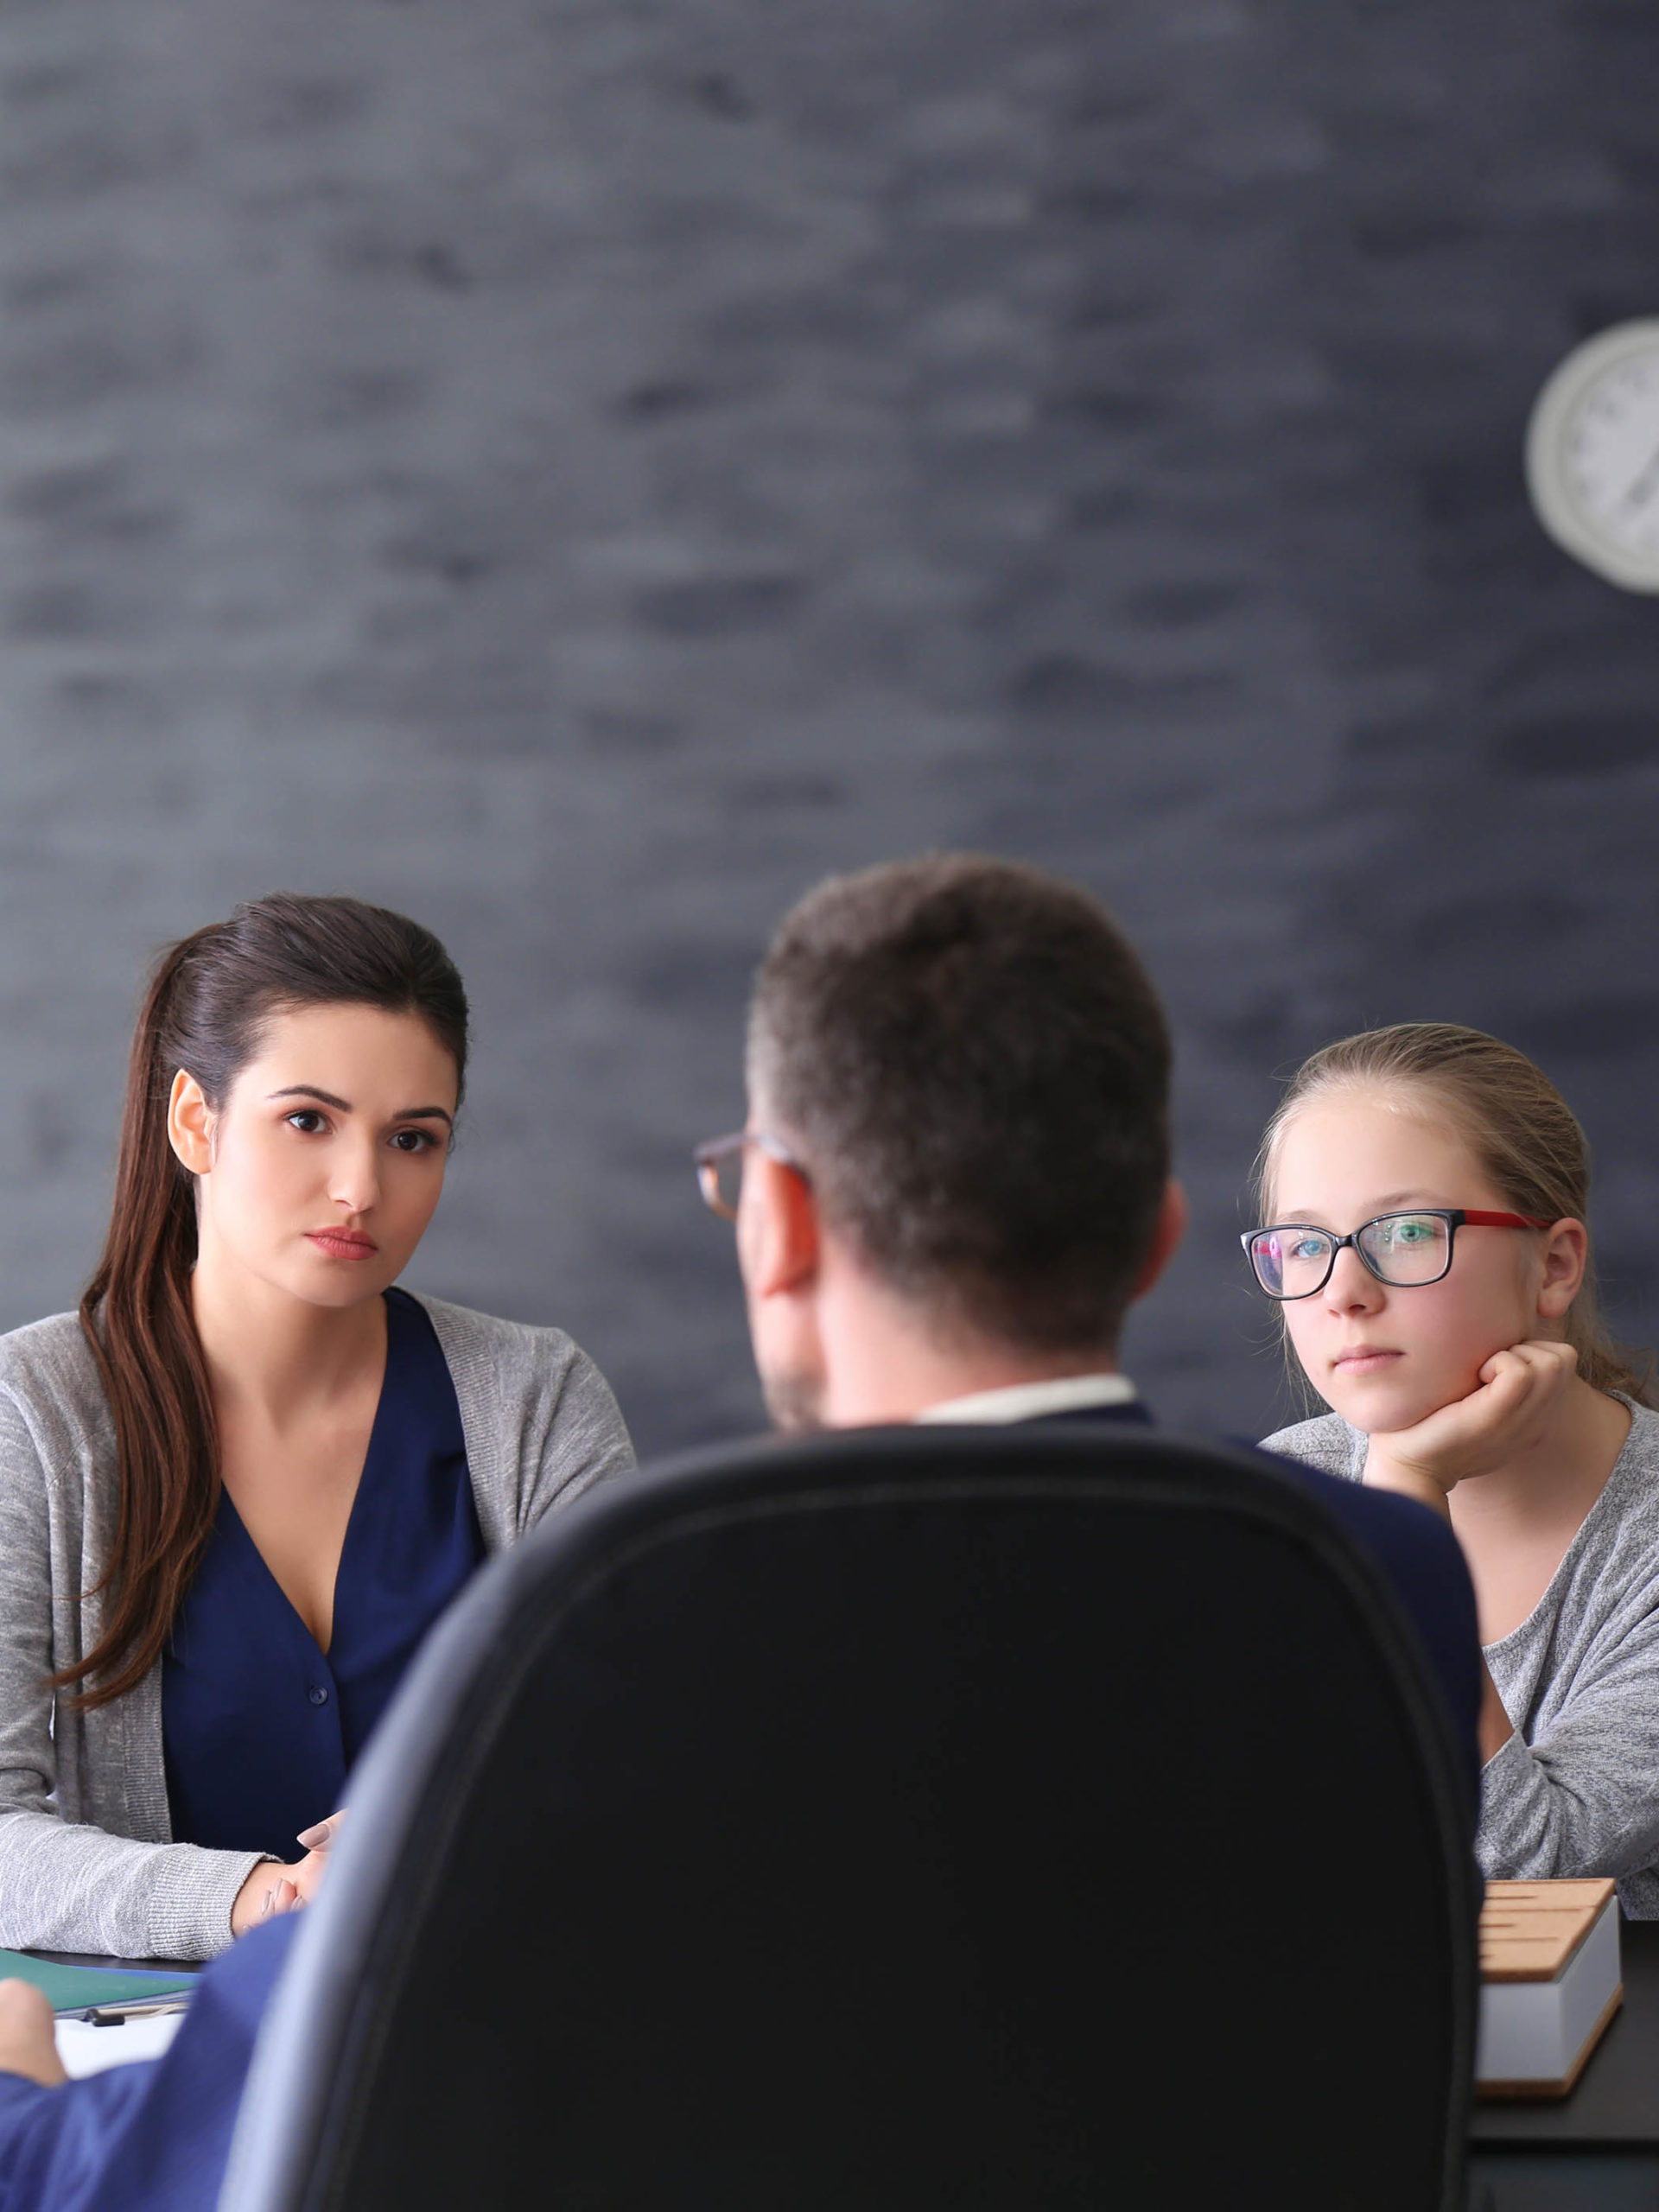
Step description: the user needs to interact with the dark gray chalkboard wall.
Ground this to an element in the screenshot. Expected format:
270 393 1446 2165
0 0 1656 1453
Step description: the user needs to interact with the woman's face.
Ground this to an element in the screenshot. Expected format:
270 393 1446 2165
1268 1090 1555 1434
174 1002 459 1311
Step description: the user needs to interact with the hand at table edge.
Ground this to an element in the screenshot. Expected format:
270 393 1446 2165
0 1980 67 2088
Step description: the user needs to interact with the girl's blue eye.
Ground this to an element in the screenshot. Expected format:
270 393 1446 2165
1289 1236 1328 1263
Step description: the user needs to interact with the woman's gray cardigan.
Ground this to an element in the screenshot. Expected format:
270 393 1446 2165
0 1293 634 1961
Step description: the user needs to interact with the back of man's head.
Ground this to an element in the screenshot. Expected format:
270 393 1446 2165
747 854 1172 1357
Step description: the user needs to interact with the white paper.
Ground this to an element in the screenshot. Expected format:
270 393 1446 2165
55 2012 185 2078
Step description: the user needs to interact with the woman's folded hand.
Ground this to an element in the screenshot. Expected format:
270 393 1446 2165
229 1807 347 1936
288 1809 346 1906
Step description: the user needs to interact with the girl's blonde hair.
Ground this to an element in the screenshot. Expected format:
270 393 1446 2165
1255 1021 1651 1406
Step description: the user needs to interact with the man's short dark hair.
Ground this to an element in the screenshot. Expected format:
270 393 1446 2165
747 854 1172 1354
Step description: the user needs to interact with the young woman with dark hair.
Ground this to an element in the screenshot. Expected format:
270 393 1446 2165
0 894 632 1960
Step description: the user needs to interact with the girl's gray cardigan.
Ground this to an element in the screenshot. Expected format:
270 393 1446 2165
0 1293 634 1961
1264 1401 1659 1918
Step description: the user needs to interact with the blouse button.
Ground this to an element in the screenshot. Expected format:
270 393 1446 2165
308 1684 330 1707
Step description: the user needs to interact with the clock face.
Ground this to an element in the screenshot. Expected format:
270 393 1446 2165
1527 322 1659 591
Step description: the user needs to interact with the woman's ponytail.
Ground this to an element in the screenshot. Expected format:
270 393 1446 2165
67 937 220 1707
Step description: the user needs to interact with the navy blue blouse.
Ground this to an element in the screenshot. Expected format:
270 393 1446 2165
162 1287 485 1860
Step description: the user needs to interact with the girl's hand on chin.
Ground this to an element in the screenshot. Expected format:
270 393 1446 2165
1362 1340 1579 1511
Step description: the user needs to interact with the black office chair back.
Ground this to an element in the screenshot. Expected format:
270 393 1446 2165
222 1427 1477 2212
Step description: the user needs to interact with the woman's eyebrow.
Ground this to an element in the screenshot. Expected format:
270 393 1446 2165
265 1084 454 1128
267 1084 351 1110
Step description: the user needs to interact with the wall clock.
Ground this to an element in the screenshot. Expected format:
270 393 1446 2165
1525 321 1659 592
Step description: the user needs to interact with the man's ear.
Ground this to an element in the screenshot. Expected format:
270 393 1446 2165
1129 1179 1187 1302
167 1069 214 1176
1535 1217 1589 1322
738 1149 820 1301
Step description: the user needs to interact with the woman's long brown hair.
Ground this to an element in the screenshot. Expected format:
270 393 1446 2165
60 893 468 1709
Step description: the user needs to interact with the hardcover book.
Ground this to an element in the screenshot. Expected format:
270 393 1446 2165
1478 1878 1622 2099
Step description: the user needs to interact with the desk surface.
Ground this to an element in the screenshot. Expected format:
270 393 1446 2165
25 1948 203 1976
1473 1917 1659 2148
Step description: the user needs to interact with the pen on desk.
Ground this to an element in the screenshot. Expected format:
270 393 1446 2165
80 1995 192 2027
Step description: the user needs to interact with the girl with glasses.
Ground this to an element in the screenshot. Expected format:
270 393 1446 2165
1249 1021 1659 1910
0 896 632 1961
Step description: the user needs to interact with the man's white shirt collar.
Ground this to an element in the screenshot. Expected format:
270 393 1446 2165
914 1373 1138 1426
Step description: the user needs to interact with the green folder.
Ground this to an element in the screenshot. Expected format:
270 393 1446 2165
0 1948 197 2017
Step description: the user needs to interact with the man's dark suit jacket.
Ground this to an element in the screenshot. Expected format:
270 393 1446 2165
1036 1398 1484 1805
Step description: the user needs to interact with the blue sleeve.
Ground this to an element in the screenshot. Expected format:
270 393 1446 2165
1254 1449 1484 1815
0 1915 298 2212
0 2068 154 2212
